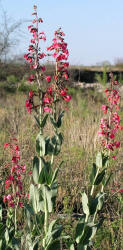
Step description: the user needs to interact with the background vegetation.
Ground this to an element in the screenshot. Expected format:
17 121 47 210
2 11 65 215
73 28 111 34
0 73 123 249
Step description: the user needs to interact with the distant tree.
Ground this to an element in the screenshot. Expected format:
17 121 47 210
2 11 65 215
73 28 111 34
96 60 111 67
114 58 123 68
0 10 23 62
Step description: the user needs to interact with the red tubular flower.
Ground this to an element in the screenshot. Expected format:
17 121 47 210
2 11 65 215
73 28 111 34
25 92 36 113
41 66 46 72
5 184 10 189
32 19 36 24
28 45 35 51
28 171 32 175
7 194 12 201
24 53 30 60
118 189 123 193
18 202 23 208
28 74 35 83
63 95 72 102
30 27 38 33
43 97 50 104
44 106 52 113
47 45 54 51
106 144 114 150
29 91 34 98
101 105 108 114
30 64 37 69
39 53 46 59
28 25 32 30
12 156 18 163
54 75 58 81
112 155 116 160
26 99 31 108
60 89 67 96
31 39 35 44
110 133 115 139
8 202 15 208
38 18 43 23
28 57 33 64
22 165 26 173
46 76 51 83
14 145 19 151
64 73 69 80
47 87 52 95
52 52 58 58
114 80 118 85
115 141 120 148
4 143 10 148
39 32 46 41
3 196 7 203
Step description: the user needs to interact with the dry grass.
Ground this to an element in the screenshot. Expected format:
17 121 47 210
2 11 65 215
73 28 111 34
0 87 123 249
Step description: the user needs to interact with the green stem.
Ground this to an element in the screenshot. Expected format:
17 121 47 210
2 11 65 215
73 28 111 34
14 206 17 234
43 189 49 248
39 98 43 175
101 185 104 193
90 166 104 223
92 210 97 223
38 99 43 190
90 185 94 197
51 154 54 165
44 196 48 234
90 167 100 196
54 101 57 121
85 214 89 223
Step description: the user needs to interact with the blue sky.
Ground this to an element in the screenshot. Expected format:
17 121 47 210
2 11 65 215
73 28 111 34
1 0 123 65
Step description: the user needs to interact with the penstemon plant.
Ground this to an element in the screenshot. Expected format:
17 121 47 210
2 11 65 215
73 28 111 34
69 73 122 250
0 5 71 250
23 5 71 249
0 138 28 249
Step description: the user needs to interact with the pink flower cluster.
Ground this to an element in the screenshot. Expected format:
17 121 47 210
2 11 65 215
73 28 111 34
47 28 69 78
98 73 122 154
24 6 71 114
42 29 71 113
3 138 28 208
25 91 39 113
42 85 72 113
24 5 46 81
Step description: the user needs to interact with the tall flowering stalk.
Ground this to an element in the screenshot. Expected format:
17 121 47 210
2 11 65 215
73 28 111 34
42 27 71 116
23 5 71 249
70 74 122 250
99 72 122 154
24 5 47 181
0 138 27 248
3 138 26 210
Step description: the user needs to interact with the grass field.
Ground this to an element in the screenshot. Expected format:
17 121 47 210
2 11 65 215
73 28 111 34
0 85 123 249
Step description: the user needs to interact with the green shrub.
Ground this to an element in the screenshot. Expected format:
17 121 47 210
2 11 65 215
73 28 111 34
7 75 18 84
18 81 37 93
95 65 108 86
0 81 17 93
